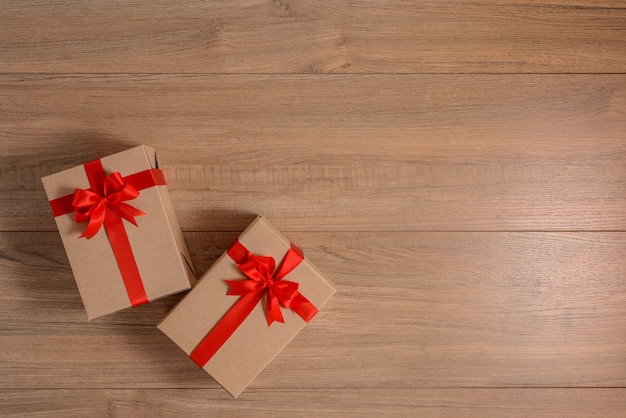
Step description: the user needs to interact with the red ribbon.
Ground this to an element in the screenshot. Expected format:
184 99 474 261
189 241 318 367
48 159 166 307
73 170 145 239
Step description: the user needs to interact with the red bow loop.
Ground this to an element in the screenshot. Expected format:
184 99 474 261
272 279 300 303
72 171 145 239
104 171 136 199
237 255 276 282
274 243 304 280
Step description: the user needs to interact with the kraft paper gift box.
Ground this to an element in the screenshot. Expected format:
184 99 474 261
158 215 335 398
42 145 196 320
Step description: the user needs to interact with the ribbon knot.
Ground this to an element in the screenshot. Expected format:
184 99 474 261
72 171 145 239
225 251 303 326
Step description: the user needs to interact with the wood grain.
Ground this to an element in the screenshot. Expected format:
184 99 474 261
2 389 626 418
2 231 625 389
1 74 625 231
1 1 625 73
2 0 625 415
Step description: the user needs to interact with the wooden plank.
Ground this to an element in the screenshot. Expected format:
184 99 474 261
1 1 625 73
1 74 625 231
2 231 625 388
2 388 626 417
2 1 624 417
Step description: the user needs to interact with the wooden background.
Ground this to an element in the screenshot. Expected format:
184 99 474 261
1 0 625 416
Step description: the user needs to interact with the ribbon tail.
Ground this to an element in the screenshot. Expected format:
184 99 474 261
111 202 145 226
79 205 106 239
265 290 285 326
290 292 318 322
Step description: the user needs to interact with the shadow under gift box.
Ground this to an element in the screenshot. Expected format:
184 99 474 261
41 145 196 320
158 215 336 398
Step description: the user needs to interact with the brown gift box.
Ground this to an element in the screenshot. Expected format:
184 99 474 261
158 215 335 398
41 145 195 320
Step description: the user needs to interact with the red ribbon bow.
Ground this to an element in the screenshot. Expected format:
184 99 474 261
72 171 145 239
226 242 315 326
189 241 318 367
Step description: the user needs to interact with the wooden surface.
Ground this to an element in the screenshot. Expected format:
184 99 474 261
1 1 625 416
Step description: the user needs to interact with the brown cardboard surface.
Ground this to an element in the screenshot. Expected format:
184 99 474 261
158 216 336 398
146 148 196 280
41 145 195 320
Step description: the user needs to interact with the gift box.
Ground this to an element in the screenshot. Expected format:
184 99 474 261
158 215 335 398
42 145 196 320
